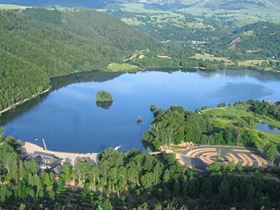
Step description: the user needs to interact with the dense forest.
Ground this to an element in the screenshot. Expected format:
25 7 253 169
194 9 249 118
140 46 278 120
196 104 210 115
1 135 280 209
0 50 50 111
206 22 280 60
248 100 280 121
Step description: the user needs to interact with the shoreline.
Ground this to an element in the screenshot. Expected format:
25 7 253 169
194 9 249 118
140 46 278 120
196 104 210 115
22 141 99 165
0 88 51 115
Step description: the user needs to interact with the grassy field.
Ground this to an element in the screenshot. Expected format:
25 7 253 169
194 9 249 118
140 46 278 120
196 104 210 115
191 53 234 66
121 12 208 30
237 60 279 72
179 6 280 26
201 104 280 150
238 60 267 67
107 63 139 72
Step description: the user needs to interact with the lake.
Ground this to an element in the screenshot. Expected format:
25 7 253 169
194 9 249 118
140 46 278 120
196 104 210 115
257 123 280 134
1 69 280 152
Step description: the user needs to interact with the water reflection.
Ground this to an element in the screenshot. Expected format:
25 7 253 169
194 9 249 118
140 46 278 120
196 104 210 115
96 101 113 110
256 123 280 134
1 69 280 153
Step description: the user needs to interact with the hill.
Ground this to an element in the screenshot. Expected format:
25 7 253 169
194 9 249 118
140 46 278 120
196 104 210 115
184 0 280 10
226 22 280 59
2 1 280 23
0 7 163 113
106 1 280 71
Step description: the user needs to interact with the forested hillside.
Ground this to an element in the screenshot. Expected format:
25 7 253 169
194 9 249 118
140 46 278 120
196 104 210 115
0 8 162 112
1 136 280 209
0 50 50 111
232 22 280 59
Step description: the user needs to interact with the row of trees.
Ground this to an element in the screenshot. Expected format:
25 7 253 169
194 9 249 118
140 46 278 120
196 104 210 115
248 100 280 121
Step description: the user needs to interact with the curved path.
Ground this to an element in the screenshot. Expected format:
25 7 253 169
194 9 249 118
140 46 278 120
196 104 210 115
173 145 269 170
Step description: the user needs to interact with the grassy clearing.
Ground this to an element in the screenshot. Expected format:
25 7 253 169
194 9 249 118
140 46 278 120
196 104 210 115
107 63 139 72
202 105 251 117
121 17 144 26
191 53 234 66
157 55 172 59
185 22 207 29
242 30 255 37
124 49 149 62
0 4 30 9
180 6 280 26
212 118 233 128
238 60 268 67
121 12 207 30
201 105 280 149
237 60 278 72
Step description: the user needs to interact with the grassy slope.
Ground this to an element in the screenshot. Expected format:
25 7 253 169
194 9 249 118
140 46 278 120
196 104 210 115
107 63 139 72
201 104 280 150
179 0 280 24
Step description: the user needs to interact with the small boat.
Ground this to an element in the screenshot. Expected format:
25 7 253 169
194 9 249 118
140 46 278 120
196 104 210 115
114 145 122 151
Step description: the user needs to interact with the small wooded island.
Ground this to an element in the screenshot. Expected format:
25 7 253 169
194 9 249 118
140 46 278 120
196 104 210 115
96 91 113 102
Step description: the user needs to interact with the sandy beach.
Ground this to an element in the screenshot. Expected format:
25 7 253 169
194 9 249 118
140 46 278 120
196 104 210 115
23 142 99 165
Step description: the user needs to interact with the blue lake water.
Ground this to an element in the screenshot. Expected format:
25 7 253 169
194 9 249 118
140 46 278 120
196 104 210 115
256 123 280 134
1 69 280 152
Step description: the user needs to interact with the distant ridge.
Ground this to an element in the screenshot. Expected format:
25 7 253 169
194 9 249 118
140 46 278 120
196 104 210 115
3 0 280 11
0 0 115 8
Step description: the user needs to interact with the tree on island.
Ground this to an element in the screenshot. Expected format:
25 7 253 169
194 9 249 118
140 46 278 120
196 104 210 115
96 91 113 102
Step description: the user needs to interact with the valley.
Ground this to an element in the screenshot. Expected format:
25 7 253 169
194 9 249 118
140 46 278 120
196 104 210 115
0 1 280 209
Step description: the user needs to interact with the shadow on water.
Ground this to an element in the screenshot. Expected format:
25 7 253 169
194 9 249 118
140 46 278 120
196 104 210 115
51 70 123 90
96 101 113 110
195 68 280 81
0 94 49 126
